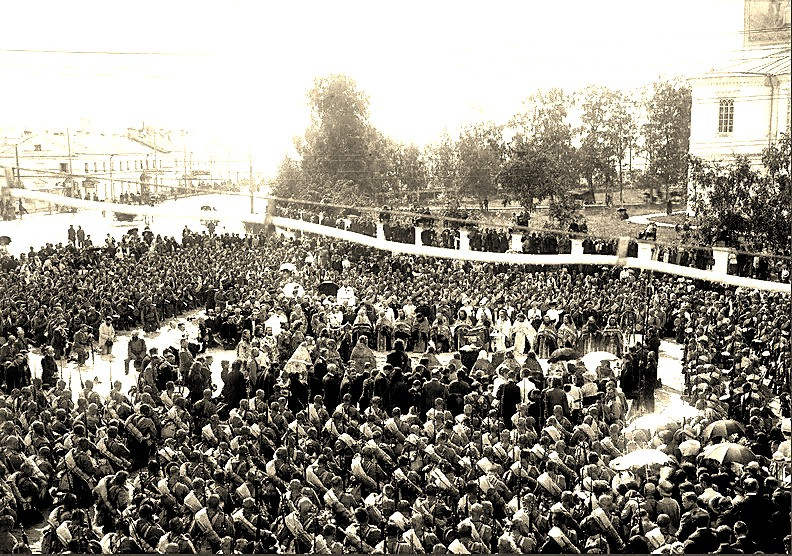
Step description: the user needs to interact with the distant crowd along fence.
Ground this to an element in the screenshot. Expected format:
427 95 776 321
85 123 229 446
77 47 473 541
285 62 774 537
8 188 790 295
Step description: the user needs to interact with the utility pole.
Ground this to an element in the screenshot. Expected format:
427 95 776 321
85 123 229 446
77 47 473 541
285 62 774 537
182 130 188 193
249 148 254 214
14 145 20 186
67 128 74 197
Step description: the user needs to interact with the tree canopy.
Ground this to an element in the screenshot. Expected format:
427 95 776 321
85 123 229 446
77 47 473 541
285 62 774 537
642 80 691 199
689 133 791 254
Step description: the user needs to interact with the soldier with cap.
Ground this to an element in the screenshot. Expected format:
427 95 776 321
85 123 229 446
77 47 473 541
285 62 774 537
190 492 234 553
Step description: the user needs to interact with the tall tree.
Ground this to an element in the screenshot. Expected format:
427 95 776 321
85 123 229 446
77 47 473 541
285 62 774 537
293 74 378 203
642 79 691 201
576 86 637 203
426 131 459 196
456 123 504 203
500 89 577 209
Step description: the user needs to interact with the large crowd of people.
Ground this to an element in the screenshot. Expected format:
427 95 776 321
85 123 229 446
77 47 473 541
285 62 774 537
0 222 788 554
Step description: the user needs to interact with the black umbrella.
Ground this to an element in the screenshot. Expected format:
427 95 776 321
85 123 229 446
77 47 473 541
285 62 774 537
549 347 581 362
127 228 139 235
0 236 11 246
318 281 339 297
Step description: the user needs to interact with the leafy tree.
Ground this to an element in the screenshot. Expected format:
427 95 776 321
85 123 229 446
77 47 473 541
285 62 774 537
426 131 459 195
576 86 637 203
272 74 379 204
501 89 577 209
456 123 504 202
642 79 691 200
688 133 791 253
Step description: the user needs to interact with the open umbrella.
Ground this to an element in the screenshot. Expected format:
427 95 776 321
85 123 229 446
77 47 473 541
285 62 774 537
581 351 619 372
702 419 745 440
549 347 581 362
318 281 339 297
279 262 297 273
282 282 305 298
0 236 10 246
661 403 702 421
701 442 756 465
610 449 672 471
625 413 679 434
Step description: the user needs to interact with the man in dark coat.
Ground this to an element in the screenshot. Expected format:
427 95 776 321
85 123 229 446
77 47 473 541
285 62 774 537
321 365 341 413
386 340 411 373
220 359 247 411
40 346 58 388
448 370 472 416
5 352 30 391
497 372 521 429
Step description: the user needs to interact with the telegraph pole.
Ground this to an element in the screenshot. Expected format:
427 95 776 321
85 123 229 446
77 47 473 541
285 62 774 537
66 128 74 197
249 149 254 214
14 145 20 186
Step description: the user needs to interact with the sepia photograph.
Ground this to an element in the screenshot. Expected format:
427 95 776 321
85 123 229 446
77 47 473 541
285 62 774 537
0 0 789 553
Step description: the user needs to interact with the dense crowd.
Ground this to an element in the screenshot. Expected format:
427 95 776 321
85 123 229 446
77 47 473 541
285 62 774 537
0 224 788 554
271 204 792 283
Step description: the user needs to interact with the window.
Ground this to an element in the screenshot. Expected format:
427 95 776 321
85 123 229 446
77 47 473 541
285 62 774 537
102 162 106 172
60 162 68 173
134 160 138 170
718 99 734 133
84 163 89 173
93 162 98 172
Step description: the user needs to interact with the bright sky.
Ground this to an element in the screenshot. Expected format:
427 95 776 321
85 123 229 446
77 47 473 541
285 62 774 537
1 0 747 178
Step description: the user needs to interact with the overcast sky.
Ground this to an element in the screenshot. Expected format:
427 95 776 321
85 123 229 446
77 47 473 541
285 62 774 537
1 0 747 177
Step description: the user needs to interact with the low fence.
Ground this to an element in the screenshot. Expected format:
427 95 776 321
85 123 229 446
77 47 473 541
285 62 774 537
7 188 790 294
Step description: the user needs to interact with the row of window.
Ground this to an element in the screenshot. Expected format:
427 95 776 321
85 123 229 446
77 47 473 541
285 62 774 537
55 159 168 174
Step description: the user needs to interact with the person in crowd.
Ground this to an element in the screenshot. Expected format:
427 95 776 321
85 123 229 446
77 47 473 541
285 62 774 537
0 224 787 554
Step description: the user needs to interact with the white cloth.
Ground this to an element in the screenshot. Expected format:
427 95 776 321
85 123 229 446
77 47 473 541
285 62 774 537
337 286 356 307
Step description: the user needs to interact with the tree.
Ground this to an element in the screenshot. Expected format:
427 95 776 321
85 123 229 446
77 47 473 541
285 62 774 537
272 74 381 204
642 79 691 201
576 86 637 203
456 123 504 203
500 89 577 209
688 133 791 253
426 131 459 196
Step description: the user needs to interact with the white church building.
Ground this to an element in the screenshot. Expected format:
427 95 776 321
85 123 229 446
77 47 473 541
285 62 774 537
688 0 790 202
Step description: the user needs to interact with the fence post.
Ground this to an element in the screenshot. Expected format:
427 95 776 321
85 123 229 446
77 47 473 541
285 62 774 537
511 232 523 252
459 229 470 251
712 247 730 275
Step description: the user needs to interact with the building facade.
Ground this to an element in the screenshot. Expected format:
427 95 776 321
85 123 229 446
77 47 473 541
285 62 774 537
687 0 790 207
